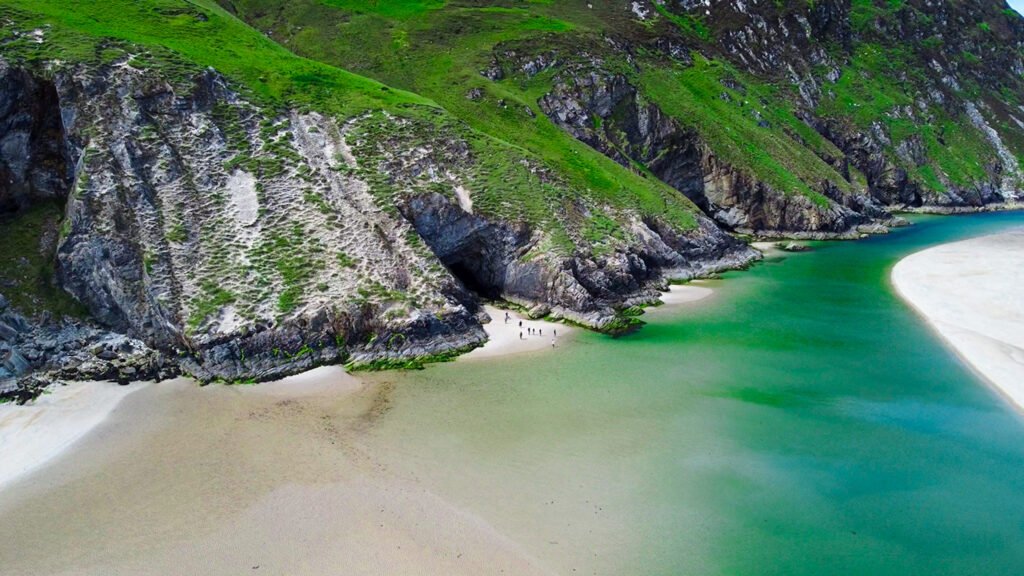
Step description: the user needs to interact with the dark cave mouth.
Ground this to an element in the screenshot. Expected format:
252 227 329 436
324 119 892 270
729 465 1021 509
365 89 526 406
445 258 503 301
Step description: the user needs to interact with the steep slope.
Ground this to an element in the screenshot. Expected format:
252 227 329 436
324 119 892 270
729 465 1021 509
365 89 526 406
219 0 1024 235
0 0 752 389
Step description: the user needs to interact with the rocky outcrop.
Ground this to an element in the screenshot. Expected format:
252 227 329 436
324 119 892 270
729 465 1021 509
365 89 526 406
0 46 755 386
31 57 494 381
652 0 1024 207
535 66 880 236
7 0 1020 393
475 1 1023 233
0 61 72 213
0 292 174 403
403 192 756 328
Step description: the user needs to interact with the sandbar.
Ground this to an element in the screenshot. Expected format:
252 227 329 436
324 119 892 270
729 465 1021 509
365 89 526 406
892 229 1024 411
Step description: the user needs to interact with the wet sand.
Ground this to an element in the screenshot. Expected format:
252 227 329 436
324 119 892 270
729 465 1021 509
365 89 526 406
0 367 557 575
0 284 721 575
892 229 1024 411
464 284 714 361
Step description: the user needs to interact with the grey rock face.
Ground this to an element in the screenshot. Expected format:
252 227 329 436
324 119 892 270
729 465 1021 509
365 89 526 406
404 191 757 328
0 53 755 386
37 61 493 381
0 60 73 213
0 291 175 402
651 0 1024 208
537 68 873 236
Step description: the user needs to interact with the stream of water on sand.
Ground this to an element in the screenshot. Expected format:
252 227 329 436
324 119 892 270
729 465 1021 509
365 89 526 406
1 211 1023 575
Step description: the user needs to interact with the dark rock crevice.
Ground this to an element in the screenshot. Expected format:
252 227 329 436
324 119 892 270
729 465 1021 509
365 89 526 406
0 62 73 214
402 191 758 328
402 193 529 302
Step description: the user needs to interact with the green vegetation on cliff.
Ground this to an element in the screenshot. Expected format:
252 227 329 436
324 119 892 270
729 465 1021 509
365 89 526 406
0 202 86 318
217 0 1024 209
2 0 706 247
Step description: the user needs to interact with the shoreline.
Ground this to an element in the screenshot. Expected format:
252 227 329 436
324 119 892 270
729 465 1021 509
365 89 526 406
659 281 716 306
0 368 560 575
459 305 574 361
0 281 719 491
463 283 716 361
891 229 1024 413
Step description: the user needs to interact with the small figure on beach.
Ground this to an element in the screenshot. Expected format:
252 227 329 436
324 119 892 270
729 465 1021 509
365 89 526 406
553 328 557 337
551 338 556 348
519 331 523 340
504 311 510 324
539 328 543 336
518 320 522 328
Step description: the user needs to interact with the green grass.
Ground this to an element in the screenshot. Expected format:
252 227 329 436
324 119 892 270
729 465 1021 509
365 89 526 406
321 0 445 19
217 0 845 213
5 0 711 259
637 56 839 206
188 280 235 329
1 0 433 116
650 1 711 41
0 202 88 319
221 0 705 237
7 0 1020 268
816 41 1001 192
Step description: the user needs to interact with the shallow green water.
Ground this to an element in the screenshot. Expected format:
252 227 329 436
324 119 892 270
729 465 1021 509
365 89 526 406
367 211 1024 575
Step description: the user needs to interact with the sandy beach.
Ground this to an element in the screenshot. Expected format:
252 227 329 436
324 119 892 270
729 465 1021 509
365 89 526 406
0 380 145 490
0 283 723 575
892 229 1024 411
659 282 715 306
463 284 715 360
460 305 573 361
0 369 559 576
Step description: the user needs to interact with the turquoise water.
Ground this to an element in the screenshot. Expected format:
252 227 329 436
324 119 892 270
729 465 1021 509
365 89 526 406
366 211 1024 575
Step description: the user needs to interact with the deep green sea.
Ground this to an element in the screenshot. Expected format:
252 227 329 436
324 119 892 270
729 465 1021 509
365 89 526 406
366 211 1024 575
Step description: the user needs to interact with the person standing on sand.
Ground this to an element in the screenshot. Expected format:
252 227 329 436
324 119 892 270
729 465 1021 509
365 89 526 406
519 320 522 328
539 328 543 336
520 331 523 340
551 338 556 348
553 328 557 337
505 311 510 324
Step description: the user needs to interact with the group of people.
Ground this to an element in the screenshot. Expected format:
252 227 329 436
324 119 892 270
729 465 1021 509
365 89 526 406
505 311 557 348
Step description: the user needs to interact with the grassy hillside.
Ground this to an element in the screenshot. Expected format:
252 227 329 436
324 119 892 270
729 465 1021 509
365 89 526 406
219 0 1023 205
1 0 433 115
0 0 705 231
1 0 726 323
209 0 852 204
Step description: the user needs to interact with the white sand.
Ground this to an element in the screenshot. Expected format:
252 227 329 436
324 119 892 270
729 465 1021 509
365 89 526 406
751 241 780 254
460 305 573 361
0 381 145 490
659 282 714 306
0 286 722 573
465 285 715 360
892 229 1024 411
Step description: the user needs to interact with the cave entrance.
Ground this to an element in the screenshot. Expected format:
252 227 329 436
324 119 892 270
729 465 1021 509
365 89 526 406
445 257 502 300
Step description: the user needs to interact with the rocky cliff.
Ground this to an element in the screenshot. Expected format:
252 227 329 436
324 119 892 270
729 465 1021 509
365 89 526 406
476 0 1024 235
3 0 1023 394
0 2 754 394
